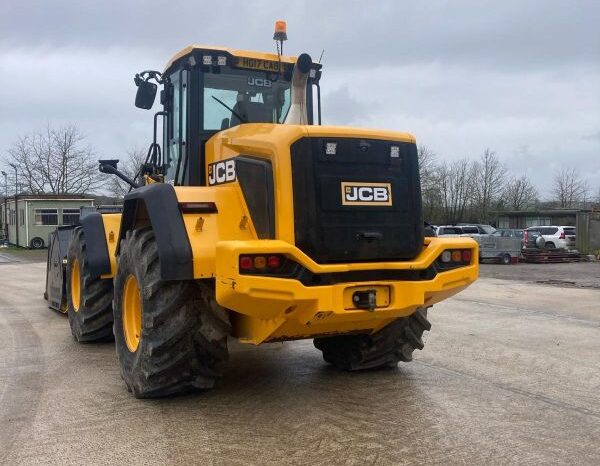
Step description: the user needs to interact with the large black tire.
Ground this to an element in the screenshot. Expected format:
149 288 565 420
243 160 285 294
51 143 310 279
314 308 432 370
66 228 114 341
113 228 231 398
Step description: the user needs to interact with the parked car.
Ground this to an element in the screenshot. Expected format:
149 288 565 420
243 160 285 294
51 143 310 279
523 228 545 249
498 228 525 246
435 225 464 236
562 226 577 249
524 226 576 249
498 228 524 239
457 224 498 235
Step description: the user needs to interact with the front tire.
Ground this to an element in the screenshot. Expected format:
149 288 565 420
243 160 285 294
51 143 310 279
66 228 114 341
314 308 432 371
113 228 231 398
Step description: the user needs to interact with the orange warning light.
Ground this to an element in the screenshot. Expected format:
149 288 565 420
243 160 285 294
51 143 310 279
273 20 287 41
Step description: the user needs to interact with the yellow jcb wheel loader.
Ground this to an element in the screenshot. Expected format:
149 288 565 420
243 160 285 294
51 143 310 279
45 22 478 398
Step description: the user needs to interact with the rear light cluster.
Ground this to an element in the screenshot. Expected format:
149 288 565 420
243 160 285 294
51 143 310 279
239 254 286 274
559 231 565 239
439 249 472 265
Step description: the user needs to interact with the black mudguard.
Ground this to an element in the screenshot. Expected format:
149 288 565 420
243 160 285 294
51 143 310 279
118 183 193 281
81 213 112 278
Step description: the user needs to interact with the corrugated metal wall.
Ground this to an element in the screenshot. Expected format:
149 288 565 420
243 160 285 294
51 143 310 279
576 212 600 254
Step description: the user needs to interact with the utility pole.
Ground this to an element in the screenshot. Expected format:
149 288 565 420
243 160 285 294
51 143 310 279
1 170 7 242
8 163 18 247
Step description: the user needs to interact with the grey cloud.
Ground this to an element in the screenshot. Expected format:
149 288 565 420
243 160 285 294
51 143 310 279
2 1 599 71
0 0 598 198
582 130 600 141
321 85 370 125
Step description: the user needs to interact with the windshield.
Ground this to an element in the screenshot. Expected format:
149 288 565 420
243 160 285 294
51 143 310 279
203 68 292 130
481 225 497 234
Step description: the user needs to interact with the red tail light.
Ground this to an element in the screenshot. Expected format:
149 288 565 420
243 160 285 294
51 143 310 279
267 255 281 269
239 254 287 274
462 250 472 262
239 256 253 270
559 231 565 239
524 231 529 242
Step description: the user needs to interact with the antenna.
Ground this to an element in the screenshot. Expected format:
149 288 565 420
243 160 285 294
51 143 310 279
318 49 325 64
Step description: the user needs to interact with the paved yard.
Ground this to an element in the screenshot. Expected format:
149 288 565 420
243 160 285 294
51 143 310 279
1 259 599 465
480 261 600 289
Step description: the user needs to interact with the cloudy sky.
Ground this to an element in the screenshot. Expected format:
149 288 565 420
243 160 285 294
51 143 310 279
1 0 598 197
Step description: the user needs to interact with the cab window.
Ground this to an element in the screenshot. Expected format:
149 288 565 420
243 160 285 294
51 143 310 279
165 70 188 184
203 69 292 130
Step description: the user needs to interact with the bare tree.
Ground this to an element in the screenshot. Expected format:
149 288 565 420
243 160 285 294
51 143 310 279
7 125 102 194
438 158 473 224
470 149 506 223
552 168 589 208
417 145 437 190
106 147 147 198
418 145 443 222
501 175 538 210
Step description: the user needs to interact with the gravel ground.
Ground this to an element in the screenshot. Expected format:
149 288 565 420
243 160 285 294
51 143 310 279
0 247 47 263
480 261 600 289
1 260 599 465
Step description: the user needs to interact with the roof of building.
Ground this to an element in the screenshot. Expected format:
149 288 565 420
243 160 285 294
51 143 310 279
495 209 590 216
1 193 95 202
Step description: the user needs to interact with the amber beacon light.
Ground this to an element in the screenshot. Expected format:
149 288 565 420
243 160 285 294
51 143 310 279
273 20 287 41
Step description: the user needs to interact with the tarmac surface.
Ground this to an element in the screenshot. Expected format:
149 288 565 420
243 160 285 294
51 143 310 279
1 259 599 465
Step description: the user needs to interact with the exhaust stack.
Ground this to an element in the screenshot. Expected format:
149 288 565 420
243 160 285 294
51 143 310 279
284 53 312 125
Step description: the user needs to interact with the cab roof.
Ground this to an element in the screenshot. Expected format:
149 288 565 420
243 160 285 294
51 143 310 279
164 44 301 73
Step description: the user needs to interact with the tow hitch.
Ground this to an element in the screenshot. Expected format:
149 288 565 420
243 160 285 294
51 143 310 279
353 289 377 311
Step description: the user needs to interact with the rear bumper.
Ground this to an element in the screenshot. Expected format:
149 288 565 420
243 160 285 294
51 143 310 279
215 237 478 344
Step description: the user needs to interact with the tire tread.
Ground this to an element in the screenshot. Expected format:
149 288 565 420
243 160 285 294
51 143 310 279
313 308 431 371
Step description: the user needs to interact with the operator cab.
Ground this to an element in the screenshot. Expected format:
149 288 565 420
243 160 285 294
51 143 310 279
135 44 322 187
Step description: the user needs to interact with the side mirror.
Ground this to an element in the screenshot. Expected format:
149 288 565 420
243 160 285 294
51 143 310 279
135 80 157 110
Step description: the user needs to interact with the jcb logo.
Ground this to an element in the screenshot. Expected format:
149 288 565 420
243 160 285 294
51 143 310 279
208 159 236 186
247 77 272 87
341 182 392 206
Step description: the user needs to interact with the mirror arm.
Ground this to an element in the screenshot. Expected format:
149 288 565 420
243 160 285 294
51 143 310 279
98 161 141 189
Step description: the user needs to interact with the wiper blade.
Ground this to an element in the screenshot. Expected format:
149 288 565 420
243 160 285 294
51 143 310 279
211 96 247 124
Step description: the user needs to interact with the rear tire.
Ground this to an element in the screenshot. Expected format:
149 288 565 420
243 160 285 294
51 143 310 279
66 228 114 342
30 237 45 249
501 253 511 265
314 308 432 371
113 228 231 398
545 242 555 249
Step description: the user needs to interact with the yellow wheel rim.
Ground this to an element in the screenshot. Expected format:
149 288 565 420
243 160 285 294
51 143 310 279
123 274 142 352
71 258 81 312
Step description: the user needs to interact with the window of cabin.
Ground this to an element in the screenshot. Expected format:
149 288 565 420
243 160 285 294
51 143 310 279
34 208 59 226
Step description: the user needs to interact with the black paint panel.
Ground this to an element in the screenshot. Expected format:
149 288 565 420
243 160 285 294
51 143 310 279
236 156 275 239
290 137 423 263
